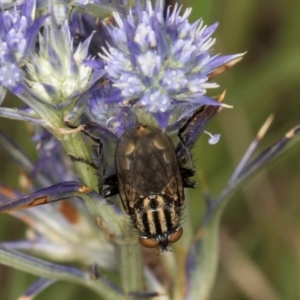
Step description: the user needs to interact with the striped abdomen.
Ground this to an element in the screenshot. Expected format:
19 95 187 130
134 195 180 236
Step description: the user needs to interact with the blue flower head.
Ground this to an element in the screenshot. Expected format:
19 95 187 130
0 0 45 95
100 0 244 128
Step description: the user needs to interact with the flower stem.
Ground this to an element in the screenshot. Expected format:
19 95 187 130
117 239 144 293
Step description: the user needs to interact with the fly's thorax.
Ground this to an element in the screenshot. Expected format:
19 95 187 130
134 195 180 236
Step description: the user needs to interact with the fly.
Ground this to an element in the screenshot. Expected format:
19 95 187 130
115 125 186 250
67 119 197 252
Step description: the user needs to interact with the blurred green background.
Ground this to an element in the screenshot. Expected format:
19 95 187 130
0 0 300 299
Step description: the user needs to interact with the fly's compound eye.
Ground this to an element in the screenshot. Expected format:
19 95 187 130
169 227 183 244
139 236 158 248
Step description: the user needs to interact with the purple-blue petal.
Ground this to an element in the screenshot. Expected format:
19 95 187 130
151 16 170 58
11 82 25 95
25 16 48 54
153 110 172 130
83 59 104 70
89 69 106 86
48 46 63 74
42 84 59 99
69 55 80 76
101 90 124 103
202 22 219 40
182 95 224 107
203 53 244 74
21 0 36 22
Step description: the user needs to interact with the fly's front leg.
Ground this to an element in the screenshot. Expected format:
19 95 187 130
82 129 105 197
67 153 98 170
65 121 105 196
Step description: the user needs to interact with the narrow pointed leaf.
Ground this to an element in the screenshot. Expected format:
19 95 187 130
0 107 45 125
0 247 124 300
0 181 90 213
18 278 56 300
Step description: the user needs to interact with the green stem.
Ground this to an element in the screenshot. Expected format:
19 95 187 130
116 234 144 293
188 212 221 300
58 131 98 189
55 124 144 295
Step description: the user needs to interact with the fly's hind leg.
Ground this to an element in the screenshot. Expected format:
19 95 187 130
177 119 196 178
177 143 197 189
177 109 207 188
180 167 197 188
178 133 196 175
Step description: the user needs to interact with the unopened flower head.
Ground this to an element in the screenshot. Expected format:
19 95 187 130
100 0 243 128
25 16 101 105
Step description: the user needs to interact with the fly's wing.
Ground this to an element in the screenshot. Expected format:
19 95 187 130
115 127 142 213
115 126 184 213
132 127 184 205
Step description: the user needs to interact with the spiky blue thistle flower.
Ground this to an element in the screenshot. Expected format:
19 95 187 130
0 0 46 98
99 0 243 128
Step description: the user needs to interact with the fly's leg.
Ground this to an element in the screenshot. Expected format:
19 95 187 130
88 263 100 281
178 125 196 176
177 138 197 188
103 174 119 198
83 131 105 197
65 121 119 198
67 153 98 170
177 108 208 187
180 167 197 188
67 154 120 195
65 121 105 196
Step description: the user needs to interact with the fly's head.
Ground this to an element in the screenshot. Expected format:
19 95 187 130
134 194 183 252
139 226 183 252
